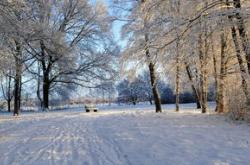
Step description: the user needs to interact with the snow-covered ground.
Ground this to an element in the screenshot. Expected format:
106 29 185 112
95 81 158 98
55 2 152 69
0 104 250 165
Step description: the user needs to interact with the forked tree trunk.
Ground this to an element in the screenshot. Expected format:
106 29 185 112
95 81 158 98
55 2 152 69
40 41 52 110
141 0 162 113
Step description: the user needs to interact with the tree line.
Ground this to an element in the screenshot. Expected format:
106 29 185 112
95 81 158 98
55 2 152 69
113 0 250 118
116 72 215 106
0 0 117 115
0 0 250 119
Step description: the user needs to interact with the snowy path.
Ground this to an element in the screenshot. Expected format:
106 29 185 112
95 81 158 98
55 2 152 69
0 110 250 165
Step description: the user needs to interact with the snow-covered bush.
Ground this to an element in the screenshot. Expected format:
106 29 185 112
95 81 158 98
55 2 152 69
227 85 248 121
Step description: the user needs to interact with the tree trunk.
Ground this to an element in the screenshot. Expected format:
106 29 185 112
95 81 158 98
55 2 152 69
199 56 208 113
36 63 44 109
108 93 111 106
198 32 208 113
13 41 22 116
149 99 153 105
141 0 162 113
232 0 250 110
40 41 51 110
43 73 50 110
185 64 201 109
201 60 208 114
195 69 202 109
175 42 180 112
7 72 12 112
211 36 219 112
7 99 11 112
174 0 181 112
217 27 227 113
226 0 250 104
148 62 162 113
231 26 250 99
233 0 250 73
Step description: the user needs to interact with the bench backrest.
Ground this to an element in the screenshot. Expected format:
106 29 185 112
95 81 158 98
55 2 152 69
85 104 97 109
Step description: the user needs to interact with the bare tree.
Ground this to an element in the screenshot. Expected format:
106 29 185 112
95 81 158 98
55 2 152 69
0 71 14 112
24 0 117 110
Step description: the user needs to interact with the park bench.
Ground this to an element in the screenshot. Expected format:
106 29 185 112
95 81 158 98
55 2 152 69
85 104 98 112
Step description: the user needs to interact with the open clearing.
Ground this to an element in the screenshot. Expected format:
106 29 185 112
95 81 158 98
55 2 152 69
0 105 250 165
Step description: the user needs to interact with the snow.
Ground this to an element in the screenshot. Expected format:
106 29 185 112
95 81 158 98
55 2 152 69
97 102 216 111
0 104 250 165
